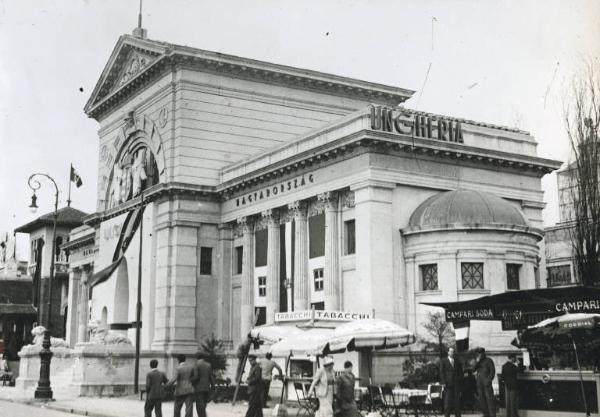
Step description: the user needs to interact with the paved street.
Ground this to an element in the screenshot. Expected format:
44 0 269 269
0 400 80 417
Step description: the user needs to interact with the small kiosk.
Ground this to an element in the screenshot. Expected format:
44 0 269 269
423 286 600 417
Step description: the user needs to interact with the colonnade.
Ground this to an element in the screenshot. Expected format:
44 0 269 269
237 192 341 338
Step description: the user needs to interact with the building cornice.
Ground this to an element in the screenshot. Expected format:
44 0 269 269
85 35 414 120
84 182 218 227
216 111 562 198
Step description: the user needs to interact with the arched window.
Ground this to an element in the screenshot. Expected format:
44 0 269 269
101 307 108 327
55 236 63 261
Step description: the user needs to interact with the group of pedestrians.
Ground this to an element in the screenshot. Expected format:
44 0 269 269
144 352 214 417
307 357 360 417
439 347 523 417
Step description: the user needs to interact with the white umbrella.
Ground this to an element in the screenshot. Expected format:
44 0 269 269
321 318 416 353
249 324 305 344
269 327 333 357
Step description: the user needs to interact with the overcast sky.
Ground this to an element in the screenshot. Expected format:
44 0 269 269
1 0 599 260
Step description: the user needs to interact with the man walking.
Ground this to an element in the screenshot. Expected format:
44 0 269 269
194 352 215 417
475 347 496 417
245 354 264 417
501 354 522 417
145 359 168 417
440 347 463 417
336 361 360 417
168 354 196 417
260 352 283 407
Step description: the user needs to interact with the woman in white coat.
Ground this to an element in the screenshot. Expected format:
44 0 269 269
308 356 336 417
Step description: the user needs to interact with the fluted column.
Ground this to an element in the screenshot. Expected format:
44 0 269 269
263 209 281 324
319 192 340 310
289 201 309 311
77 265 91 343
238 217 255 338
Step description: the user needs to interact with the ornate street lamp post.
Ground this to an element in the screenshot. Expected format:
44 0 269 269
28 173 59 400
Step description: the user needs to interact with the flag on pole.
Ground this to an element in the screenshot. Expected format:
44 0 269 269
453 320 470 352
70 166 83 188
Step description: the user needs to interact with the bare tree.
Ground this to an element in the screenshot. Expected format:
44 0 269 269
421 311 455 357
564 62 600 287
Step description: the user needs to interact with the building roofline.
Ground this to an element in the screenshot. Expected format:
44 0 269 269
85 35 415 120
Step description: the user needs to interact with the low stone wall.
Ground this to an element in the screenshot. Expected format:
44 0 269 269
17 343 172 397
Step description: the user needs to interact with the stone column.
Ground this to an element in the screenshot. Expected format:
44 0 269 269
289 201 309 311
319 192 340 310
263 209 281 324
77 265 91 343
65 267 81 347
238 217 255 339
216 223 233 339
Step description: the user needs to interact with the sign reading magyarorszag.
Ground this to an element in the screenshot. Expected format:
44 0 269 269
370 106 464 143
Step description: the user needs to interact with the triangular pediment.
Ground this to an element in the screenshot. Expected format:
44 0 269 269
85 35 168 115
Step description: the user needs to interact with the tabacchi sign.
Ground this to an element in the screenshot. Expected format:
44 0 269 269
275 310 371 322
370 106 464 143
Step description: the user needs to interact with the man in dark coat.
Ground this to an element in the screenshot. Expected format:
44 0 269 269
336 361 360 417
439 347 463 417
194 352 215 417
168 354 197 417
475 348 496 417
245 354 263 417
501 354 522 417
145 359 168 417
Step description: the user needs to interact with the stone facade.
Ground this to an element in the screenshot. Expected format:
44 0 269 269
63 29 562 388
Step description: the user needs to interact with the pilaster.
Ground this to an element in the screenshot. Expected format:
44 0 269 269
216 223 233 339
352 180 395 320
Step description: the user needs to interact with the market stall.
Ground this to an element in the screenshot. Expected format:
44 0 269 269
421 286 600 417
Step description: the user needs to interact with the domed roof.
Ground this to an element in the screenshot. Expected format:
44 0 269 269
408 189 529 229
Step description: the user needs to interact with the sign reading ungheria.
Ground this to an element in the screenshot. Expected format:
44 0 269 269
370 106 464 143
234 174 315 207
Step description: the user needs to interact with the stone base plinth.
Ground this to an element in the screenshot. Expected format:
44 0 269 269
17 343 166 397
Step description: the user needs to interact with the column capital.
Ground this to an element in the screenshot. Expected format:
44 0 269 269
237 216 255 233
262 209 280 226
288 201 308 219
318 191 338 210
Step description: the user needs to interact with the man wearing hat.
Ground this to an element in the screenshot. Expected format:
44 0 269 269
475 348 496 417
308 356 335 417
245 354 263 417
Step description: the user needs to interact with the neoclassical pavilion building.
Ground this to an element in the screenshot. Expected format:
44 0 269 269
66 29 561 363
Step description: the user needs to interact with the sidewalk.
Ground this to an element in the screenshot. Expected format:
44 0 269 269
0 386 248 417
0 386 489 417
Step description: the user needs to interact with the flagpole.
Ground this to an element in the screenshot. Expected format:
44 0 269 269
67 163 72 207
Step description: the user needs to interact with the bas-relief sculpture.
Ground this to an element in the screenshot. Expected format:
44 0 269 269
107 148 149 209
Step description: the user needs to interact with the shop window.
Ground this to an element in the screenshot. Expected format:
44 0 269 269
506 264 521 290
254 307 266 326
461 262 484 289
200 247 213 275
313 268 324 291
309 214 325 259
235 246 243 275
344 220 356 255
420 264 438 291
547 265 572 287
311 301 325 311
255 229 268 267
258 276 267 297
